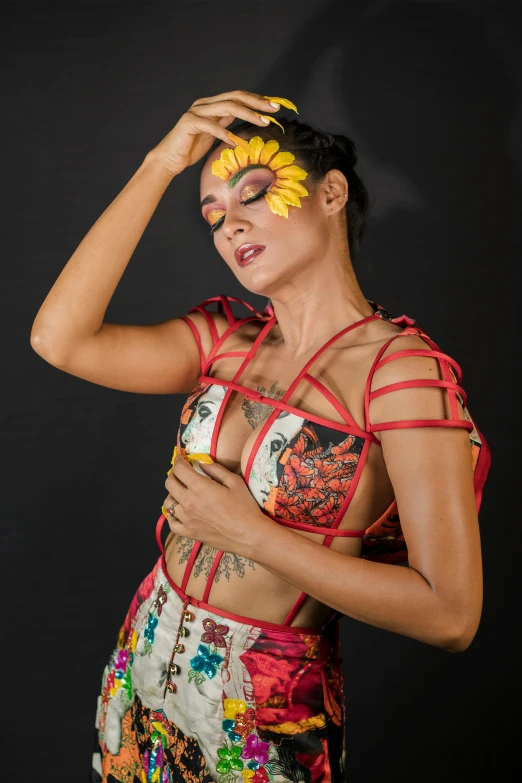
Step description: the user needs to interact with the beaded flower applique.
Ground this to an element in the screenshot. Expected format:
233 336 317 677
217 698 274 782
188 616 230 686
143 583 171 657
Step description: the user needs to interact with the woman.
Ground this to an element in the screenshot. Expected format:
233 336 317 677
31 90 491 783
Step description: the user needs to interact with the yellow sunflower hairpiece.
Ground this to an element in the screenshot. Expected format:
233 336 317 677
211 133 309 218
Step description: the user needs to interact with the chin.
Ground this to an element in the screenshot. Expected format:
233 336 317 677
234 269 281 298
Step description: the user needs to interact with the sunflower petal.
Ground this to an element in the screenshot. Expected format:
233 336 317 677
211 160 231 180
275 178 309 197
255 113 285 133
270 185 303 207
221 148 240 173
226 131 252 157
247 136 265 163
263 96 299 114
267 151 295 171
273 164 308 181
234 145 250 169
259 139 280 165
264 191 289 218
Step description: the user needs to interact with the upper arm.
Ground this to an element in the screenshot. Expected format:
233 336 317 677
33 299 231 394
367 333 490 643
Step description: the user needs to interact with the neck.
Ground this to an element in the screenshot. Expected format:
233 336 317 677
266 262 375 357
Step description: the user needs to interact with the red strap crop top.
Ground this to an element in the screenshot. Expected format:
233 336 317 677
156 294 491 629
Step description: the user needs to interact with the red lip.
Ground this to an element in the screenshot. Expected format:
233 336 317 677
234 244 266 267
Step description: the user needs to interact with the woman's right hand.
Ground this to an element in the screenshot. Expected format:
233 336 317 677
146 90 281 177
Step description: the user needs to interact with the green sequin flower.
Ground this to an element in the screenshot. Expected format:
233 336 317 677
216 743 244 774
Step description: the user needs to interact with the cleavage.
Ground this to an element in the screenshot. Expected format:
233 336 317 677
219 384 286 476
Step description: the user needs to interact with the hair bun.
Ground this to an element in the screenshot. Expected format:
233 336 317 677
313 131 357 168
332 134 358 168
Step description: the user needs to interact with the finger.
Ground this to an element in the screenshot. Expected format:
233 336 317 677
189 98 273 129
165 468 190 500
218 115 235 128
165 513 185 536
196 460 238 488
191 90 279 113
162 494 180 517
180 113 238 147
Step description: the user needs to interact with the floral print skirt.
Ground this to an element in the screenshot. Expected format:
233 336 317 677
92 556 347 783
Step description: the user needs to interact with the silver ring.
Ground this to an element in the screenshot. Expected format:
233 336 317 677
168 500 179 516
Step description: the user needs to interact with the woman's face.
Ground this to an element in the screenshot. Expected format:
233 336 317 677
199 138 330 298
181 384 228 454
248 411 305 508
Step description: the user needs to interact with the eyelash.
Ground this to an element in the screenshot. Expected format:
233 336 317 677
209 185 271 234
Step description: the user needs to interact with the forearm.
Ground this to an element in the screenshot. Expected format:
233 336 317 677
30 153 174 361
249 514 466 652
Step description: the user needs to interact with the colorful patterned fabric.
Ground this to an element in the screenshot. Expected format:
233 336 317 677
93 558 346 783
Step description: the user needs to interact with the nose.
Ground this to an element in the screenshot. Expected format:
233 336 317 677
221 211 253 240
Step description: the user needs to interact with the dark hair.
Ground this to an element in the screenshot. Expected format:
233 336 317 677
202 116 370 261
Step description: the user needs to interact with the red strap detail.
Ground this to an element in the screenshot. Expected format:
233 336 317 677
370 379 468 409
183 294 271 378
217 296 236 327
282 592 307 626
281 314 382 408
210 317 278 461
202 552 223 603
375 349 464 384
179 316 206 376
370 418 474 433
188 305 220 344
207 351 249 363
200 375 378 444
156 513 167 554
204 315 267 374
364 332 469 433
303 372 360 429
181 541 202 592
269 514 367 536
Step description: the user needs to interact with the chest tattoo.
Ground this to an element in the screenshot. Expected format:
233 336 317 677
175 537 257 581
242 380 286 429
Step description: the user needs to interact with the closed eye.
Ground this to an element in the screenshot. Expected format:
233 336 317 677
209 184 272 234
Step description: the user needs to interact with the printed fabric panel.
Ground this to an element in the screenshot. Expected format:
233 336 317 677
249 414 365 529
92 557 347 783
177 382 229 457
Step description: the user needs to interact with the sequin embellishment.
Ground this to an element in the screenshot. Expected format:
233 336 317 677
143 582 171 656
188 616 230 685
142 710 174 783
217 699 273 782
189 643 224 681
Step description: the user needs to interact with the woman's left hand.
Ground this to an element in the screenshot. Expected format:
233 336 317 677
163 453 266 558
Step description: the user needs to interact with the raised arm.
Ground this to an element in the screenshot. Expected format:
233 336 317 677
30 155 207 394
30 90 277 393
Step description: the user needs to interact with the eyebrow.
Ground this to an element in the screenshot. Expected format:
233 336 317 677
200 165 266 208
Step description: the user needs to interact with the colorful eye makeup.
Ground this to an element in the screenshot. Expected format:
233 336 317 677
207 134 309 221
206 178 273 234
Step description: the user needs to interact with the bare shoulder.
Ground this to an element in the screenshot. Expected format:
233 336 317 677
326 320 440 430
182 308 232 356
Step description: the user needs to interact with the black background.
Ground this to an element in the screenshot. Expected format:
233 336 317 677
3 0 521 779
